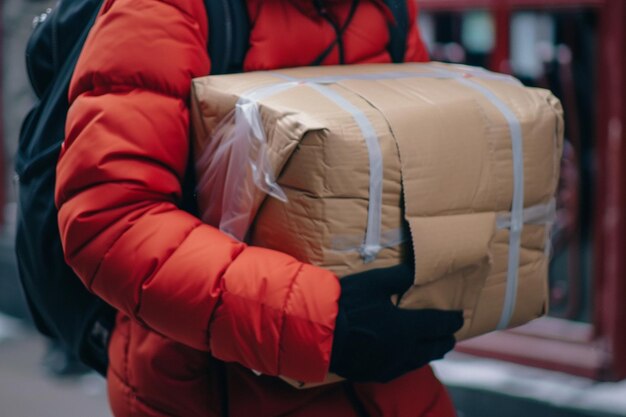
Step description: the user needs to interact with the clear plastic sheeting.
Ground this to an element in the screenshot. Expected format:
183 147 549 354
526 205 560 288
195 100 286 241
234 97 288 202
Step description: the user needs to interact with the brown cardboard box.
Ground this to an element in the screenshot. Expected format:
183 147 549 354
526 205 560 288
191 62 564 386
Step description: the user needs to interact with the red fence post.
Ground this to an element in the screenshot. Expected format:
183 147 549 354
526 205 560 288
489 2 511 73
595 0 626 381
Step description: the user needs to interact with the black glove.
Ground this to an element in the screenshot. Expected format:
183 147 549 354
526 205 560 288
329 264 464 383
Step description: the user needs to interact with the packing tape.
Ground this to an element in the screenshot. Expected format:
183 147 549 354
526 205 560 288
331 227 408 253
329 200 554 254
447 73 526 331
271 63 522 86
255 73 388 262
304 83 384 262
496 199 556 230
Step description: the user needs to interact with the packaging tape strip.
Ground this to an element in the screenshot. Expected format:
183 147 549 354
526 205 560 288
271 64 522 86
331 227 407 253
436 70 525 331
496 199 556 230
329 200 554 254
304 83 384 262
267 74 387 261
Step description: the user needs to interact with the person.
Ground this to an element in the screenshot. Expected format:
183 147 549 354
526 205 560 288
54 0 464 416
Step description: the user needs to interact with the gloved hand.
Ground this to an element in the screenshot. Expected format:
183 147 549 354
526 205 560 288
329 264 464 383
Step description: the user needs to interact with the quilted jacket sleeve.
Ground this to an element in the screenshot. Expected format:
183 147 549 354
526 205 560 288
55 0 340 382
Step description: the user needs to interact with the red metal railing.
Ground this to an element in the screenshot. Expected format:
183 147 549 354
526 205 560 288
594 0 626 382
419 0 626 381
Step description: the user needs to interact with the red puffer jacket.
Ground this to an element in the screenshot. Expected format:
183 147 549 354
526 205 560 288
55 0 455 416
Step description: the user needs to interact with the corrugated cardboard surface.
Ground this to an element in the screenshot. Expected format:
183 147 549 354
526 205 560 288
191 63 563 345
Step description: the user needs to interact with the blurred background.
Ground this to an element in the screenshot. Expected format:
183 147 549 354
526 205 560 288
1 0 625 416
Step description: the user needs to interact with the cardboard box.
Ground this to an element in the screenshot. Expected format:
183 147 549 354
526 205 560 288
191 62 564 385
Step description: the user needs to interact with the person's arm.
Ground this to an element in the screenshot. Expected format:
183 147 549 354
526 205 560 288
55 0 339 383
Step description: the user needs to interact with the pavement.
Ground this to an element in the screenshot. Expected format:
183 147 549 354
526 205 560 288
434 354 626 417
0 206 110 417
0 313 111 417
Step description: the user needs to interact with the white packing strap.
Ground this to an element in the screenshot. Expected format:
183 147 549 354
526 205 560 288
272 70 453 85
274 72 393 261
440 72 525 331
331 227 408 253
270 63 523 86
496 199 556 230
444 63 523 86
305 82 384 262
498 199 556 260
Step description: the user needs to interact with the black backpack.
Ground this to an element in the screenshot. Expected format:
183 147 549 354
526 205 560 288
15 0 409 376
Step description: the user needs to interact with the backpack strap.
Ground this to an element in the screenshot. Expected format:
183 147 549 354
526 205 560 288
382 0 409 63
204 0 250 75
